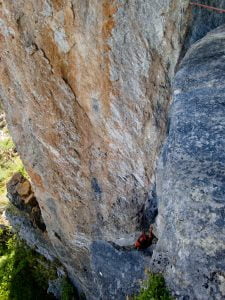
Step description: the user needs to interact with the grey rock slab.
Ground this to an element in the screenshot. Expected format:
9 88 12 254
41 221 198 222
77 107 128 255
153 25 225 300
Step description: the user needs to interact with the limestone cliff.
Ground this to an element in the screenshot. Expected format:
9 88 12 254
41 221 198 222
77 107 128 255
0 0 190 298
153 24 225 300
1 0 225 299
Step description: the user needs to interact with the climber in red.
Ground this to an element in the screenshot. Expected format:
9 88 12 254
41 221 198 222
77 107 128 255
134 225 155 250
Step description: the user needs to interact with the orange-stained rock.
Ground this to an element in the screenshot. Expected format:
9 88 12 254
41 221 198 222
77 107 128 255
16 180 31 197
23 192 36 206
0 1 191 298
7 173 46 232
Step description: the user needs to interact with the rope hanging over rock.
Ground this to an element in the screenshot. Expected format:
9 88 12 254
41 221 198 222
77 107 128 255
190 2 225 13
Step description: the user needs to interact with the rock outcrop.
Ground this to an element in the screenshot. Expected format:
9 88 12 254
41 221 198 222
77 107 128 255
153 25 225 299
2 0 225 299
0 1 191 298
7 172 46 232
185 0 225 51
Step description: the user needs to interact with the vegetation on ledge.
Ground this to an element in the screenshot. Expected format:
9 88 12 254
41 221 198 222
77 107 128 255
0 227 77 300
134 273 174 300
0 226 55 299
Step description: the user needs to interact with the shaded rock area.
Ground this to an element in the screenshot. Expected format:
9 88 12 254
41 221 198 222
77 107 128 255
7 173 46 232
0 113 6 130
6 173 55 262
90 241 155 299
6 209 56 262
0 222 77 300
152 25 225 300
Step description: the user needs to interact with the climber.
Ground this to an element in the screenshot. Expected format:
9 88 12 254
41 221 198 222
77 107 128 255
134 225 155 250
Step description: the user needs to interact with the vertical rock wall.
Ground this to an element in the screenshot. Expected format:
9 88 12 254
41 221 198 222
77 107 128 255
153 25 225 300
183 0 225 55
0 0 190 298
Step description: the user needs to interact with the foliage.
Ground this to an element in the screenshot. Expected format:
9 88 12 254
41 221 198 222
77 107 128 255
134 273 174 300
0 228 13 256
0 138 14 152
61 278 79 300
0 227 80 299
0 227 56 299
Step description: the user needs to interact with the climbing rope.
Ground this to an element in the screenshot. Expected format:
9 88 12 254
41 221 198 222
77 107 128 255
190 2 225 13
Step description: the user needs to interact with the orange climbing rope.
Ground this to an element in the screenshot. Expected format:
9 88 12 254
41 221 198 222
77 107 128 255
190 2 225 13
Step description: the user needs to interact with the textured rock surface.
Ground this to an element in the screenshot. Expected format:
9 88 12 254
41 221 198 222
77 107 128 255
0 1 191 298
153 25 225 300
7 173 46 231
6 209 56 261
185 0 225 50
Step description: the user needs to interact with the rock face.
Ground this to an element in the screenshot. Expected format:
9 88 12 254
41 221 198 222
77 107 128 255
6 173 57 262
3 1 225 299
0 1 191 298
2 0 225 298
185 0 225 51
7 173 46 231
153 25 225 299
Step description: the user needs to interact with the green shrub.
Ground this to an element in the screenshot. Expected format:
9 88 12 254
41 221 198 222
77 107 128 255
61 278 78 300
0 138 14 152
0 228 56 299
0 228 80 299
134 273 174 300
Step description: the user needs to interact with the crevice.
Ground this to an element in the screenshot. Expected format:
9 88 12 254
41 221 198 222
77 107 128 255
31 42 54 74
39 48 53 68
107 240 156 257
107 241 135 252
54 231 62 242
70 1 76 22
15 13 25 30
178 0 225 64
61 76 92 124
62 76 75 95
